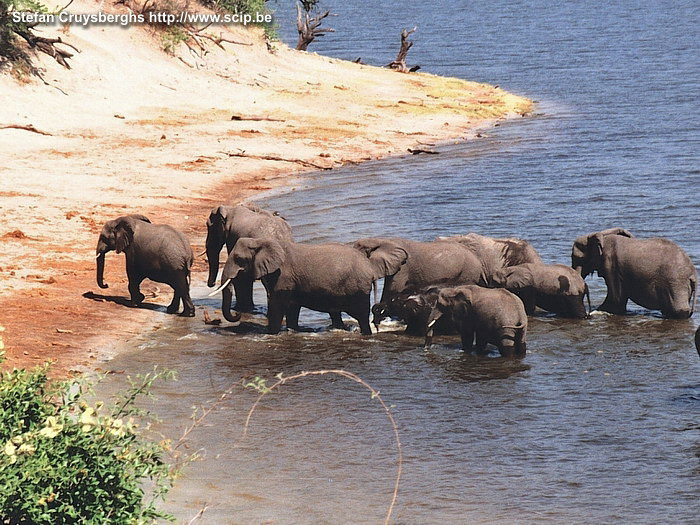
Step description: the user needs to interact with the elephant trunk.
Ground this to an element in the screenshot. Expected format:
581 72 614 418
96 251 108 289
584 284 592 318
221 285 242 323
206 244 222 288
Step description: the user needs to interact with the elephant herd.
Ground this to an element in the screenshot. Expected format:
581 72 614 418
95 204 698 358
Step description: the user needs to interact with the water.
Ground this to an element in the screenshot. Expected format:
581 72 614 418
101 2 700 523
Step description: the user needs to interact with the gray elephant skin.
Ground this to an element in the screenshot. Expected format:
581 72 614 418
96 214 195 316
218 238 408 334
438 233 544 282
354 235 541 301
571 228 696 318
371 286 455 336
426 285 527 358
354 234 541 328
205 204 293 312
493 263 590 318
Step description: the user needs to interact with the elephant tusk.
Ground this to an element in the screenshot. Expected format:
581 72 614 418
207 278 232 297
197 250 207 257
427 319 437 329
95 253 102 259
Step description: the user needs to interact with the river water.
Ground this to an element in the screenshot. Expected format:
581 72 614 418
100 1 700 523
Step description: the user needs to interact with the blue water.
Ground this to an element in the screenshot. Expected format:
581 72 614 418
101 2 700 523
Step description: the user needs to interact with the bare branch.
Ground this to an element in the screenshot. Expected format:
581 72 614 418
296 1 335 51
0 124 53 136
387 26 419 73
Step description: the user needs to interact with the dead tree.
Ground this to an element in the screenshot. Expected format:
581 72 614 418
387 27 420 73
1 0 79 70
296 1 334 51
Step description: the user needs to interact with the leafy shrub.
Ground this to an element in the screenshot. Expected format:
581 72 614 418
0 357 177 524
0 0 45 68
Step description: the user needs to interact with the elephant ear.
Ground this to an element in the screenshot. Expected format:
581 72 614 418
250 238 286 279
590 232 606 257
599 227 633 238
353 239 408 280
438 288 468 310
502 266 533 291
114 219 135 254
492 268 509 288
129 214 151 224
207 205 229 229
369 243 408 279
352 237 385 257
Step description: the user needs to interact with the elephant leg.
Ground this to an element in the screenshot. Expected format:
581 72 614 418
521 292 536 315
176 273 195 317
233 273 255 312
267 296 289 334
474 332 489 355
660 285 693 319
347 296 372 335
330 312 348 330
498 344 516 358
126 268 146 306
166 291 181 314
460 328 474 351
598 277 628 314
285 303 302 331
513 329 527 357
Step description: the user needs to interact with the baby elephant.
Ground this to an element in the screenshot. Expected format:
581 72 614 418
371 287 454 336
426 285 527 358
95 214 195 316
493 263 590 318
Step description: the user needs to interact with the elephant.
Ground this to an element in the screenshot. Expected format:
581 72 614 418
96 214 195 316
352 237 489 304
571 227 696 318
426 285 527 358
695 327 700 357
212 237 408 334
205 203 293 312
492 263 590 318
437 233 544 284
371 286 455 336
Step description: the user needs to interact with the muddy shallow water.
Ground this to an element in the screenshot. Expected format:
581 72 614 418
99 1 700 523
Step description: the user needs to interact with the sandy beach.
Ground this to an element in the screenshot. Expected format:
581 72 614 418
0 0 532 374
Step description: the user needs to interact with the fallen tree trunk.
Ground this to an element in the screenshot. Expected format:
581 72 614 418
222 150 333 170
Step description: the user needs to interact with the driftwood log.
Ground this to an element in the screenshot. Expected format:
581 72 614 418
0 124 53 136
222 150 332 170
387 27 420 73
296 2 334 51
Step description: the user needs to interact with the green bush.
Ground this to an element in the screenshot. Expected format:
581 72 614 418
0 361 177 524
0 0 44 65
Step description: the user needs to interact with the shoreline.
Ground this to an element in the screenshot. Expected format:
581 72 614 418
0 11 532 375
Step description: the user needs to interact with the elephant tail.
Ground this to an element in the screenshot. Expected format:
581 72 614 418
689 277 696 317
503 322 526 333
